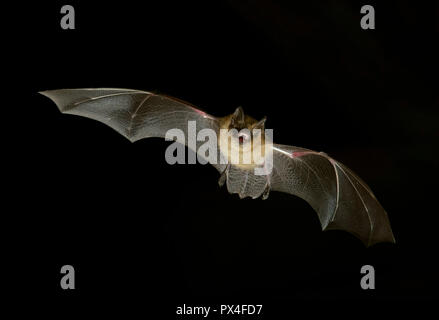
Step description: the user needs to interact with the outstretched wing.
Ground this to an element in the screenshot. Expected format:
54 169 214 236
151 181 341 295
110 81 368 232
40 88 224 171
270 144 395 247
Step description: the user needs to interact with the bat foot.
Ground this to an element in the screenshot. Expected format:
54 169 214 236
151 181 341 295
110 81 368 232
262 184 271 200
218 173 226 187
218 164 230 187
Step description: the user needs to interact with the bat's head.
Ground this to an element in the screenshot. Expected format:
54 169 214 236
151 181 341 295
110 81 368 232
229 106 267 145
218 107 268 168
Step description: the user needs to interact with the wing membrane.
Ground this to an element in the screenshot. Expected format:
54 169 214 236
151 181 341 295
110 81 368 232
40 88 223 171
271 144 395 246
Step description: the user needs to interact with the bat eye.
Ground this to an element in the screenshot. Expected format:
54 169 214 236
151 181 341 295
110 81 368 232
238 132 249 144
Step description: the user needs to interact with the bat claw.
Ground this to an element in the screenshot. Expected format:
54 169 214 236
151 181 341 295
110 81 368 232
218 173 226 187
262 184 271 200
218 164 230 187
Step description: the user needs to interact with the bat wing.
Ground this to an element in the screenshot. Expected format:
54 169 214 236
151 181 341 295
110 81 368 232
269 144 395 247
40 88 224 171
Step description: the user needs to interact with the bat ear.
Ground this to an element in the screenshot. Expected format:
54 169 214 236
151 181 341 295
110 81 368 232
231 106 245 126
253 116 267 130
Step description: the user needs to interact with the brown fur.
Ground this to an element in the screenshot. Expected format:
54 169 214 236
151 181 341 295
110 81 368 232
217 113 266 169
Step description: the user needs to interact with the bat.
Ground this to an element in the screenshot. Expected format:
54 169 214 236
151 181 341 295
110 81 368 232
40 88 395 247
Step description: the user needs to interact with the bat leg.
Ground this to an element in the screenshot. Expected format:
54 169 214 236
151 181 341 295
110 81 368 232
262 180 271 200
218 164 230 187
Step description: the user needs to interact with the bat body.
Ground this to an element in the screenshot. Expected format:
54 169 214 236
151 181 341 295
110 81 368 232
40 88 395 247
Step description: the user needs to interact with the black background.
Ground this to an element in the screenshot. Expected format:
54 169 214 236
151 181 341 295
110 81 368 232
5 0 438 317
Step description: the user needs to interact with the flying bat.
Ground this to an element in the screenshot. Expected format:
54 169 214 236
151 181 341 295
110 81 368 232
40 88 395 247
